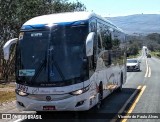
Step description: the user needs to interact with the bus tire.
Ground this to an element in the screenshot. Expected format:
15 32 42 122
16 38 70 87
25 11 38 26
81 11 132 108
117 74 123 92
96 82 103 109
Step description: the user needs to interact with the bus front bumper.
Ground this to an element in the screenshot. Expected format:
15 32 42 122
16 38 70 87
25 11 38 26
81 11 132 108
16 92 96 111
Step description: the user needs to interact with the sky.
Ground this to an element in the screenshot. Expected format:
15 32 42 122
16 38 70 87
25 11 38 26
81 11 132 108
71 0 160 17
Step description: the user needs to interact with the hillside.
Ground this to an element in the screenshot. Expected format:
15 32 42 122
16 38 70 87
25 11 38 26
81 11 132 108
106 14 160 34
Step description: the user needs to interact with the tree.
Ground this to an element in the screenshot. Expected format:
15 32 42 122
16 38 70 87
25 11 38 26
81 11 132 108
127 41 140 56
146 33 160 51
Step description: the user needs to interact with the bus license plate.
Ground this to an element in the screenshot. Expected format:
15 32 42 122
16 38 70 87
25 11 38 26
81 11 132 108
43 106 56 110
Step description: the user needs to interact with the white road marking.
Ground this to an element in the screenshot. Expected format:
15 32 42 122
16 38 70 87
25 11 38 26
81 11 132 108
144 59 151 78
148 67 151 77
144 59 149 77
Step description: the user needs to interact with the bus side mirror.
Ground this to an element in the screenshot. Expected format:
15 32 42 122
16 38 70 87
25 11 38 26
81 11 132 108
86 32 95 57
3 38 18 60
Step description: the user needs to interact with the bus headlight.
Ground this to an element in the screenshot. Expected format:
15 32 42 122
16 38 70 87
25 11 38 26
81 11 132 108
15 89 29 96
70 85 89 95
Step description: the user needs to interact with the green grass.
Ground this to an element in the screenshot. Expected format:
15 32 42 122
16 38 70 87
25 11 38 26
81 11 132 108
151 51 160 58
0 91 16 103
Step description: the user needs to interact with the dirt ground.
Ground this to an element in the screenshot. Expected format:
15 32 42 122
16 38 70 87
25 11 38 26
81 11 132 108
0 82 15 91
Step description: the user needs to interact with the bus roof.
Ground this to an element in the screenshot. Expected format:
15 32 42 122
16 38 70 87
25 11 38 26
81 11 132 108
23 12 95 26
22 11 123 32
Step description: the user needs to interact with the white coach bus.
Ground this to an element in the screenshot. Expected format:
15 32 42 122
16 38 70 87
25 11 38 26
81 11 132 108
3 12 127 111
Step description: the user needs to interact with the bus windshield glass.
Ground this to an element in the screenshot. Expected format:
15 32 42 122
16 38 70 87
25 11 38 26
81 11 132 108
16 22 88 87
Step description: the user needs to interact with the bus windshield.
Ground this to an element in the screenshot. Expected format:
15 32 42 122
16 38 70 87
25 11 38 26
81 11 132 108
16 23 89 87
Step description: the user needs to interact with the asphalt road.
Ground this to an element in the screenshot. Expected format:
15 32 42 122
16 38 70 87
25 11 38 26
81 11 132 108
127 56 160 122
1 49 160 122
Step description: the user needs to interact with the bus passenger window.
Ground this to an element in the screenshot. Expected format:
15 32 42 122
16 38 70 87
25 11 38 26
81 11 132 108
97 35 102 55
103 51 109 66
98 36 101 49
117 51 124 65
111 51 117 66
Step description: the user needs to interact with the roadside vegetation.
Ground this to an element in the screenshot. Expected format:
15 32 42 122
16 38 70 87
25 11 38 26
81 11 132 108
127 51 141 59
151 51 160 58
127 33 160 59
126 35 142 58
146 33 160 59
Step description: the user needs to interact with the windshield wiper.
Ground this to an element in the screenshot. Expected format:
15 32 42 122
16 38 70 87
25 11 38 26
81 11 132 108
50 52 65 81
31 60 46 83
31 50 65 83
30 53 47 83
52 59 65 81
